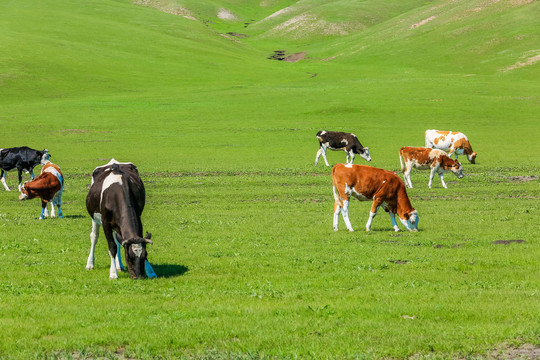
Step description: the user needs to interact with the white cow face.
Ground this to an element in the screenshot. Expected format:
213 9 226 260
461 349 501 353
359 147 371 162
400 210 419 232
120 232 153 279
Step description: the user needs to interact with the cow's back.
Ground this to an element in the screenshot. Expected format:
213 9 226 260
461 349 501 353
332 164 402 199
87 160 145 216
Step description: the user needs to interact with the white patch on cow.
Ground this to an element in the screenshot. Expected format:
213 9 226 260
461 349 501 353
320 131 327 135
344 163 353 168
429 149 446 159
131 243 143 257
100 173 123 207
341 139 348 145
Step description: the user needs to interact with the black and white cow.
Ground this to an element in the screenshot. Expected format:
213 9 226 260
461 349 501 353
85 159 156 279
315 131 371 166
0 147 50 191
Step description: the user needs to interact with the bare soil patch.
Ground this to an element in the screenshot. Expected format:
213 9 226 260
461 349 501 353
490 343 540 359
492 240 526 245
267 50 306 62
507 175 538 182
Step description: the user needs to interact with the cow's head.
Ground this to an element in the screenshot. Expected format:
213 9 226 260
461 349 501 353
443 158 464 179
18 182 34 200
358 147 372 162
400 210 419 232
40 149 51 166
467 152 477 164
118 232 153 279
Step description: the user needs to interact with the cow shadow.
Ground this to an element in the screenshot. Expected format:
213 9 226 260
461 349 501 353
152 264 189 278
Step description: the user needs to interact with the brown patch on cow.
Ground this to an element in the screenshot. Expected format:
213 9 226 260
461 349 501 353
507 175 538 183
492 240 526 245
453 137 474 154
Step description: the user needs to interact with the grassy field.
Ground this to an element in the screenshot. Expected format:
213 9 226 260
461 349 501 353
1 0 539 358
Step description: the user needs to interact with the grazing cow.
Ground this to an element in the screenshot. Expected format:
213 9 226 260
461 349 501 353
315 131 371 166
424 129 477 164
332 163 419 232
19 161 64 220
399 146 463 189
85 159 156 279
0 147 50 191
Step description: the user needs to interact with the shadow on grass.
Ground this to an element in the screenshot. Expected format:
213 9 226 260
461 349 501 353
153 263 189 278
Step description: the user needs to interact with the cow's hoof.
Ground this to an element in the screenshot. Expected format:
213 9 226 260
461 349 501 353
86 265 94 270
109 274 118 279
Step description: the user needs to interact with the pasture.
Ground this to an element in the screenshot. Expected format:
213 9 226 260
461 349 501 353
1 0 539 358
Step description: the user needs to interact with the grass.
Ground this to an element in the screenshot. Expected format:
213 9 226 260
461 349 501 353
0 0 539 358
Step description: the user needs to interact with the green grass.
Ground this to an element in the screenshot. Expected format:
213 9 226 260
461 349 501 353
0 0 539 358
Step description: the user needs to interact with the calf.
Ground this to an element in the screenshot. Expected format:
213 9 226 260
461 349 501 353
19 161 64 219
315 131 371 166
425 129 477 164
399 146 463 189
332 163 419 232
85 159 156 279
0 147 50 191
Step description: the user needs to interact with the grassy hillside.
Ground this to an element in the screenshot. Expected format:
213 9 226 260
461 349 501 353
0 0 539 359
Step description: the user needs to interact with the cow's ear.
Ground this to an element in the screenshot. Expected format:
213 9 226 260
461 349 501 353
145 232 152 240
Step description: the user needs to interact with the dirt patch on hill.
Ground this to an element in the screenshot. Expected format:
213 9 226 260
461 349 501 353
133 0 196 20
492 240 526 245
503 53 540 72
267 50 307 62
410 15 437 29
490 343 540 359
507 175 538 182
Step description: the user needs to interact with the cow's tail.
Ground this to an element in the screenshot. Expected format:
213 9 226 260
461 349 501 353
331 166 342 206
399 148 405 173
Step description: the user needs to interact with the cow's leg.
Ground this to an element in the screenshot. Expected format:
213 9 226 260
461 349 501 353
17 169 23 192
86 220 100 270
39 200 49 220
320 146 330 166
112 232 125 272
389 212 400 232
333 201 341 231
340 199 354 232
102 224 119 279
1 170 9 191
348 150 355 164
403 164 413 188
53 192 63 219
428 166 437 188
315 148 322 165
366 199 383 232
438 170 448 188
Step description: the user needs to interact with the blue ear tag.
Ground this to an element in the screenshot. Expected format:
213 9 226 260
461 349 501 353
145 260 157 278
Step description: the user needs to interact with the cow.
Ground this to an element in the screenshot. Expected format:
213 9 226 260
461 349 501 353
332 163 419 232
0 147 50 191
85 159 157 279
315 131 371 166
399 146 463 189
424 129 477 164
18 160 64 220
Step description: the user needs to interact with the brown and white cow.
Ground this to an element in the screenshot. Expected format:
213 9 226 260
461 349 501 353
425 129 477 164
332 163 418 232
315 131 371 166
85 159 156 279
399 147 463 189
19 161 64 219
